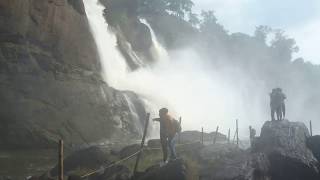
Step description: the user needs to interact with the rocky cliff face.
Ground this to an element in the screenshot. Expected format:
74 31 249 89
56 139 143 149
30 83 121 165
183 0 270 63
0 0 146 148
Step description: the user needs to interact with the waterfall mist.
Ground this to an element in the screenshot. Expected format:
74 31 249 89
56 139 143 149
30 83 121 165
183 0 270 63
84 0 313 139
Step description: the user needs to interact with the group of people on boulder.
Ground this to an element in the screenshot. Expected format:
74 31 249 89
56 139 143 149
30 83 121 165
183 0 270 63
269 88 286 121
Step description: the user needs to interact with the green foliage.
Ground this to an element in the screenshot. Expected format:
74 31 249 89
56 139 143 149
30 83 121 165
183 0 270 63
200 10 226 36
271 29 299 62
139 0 194 18
254 25 272 43
188 12 200 27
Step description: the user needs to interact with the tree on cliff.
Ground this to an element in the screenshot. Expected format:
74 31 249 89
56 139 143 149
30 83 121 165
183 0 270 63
270 29 299 63
139 0 194 18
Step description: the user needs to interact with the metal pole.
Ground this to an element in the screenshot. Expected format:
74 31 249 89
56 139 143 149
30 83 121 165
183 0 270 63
134 113 150 174
201 127 204 145
310 120 313 136
236 119 239 147
213 126 219 144
178 117 182 144
228 128 230 143
59 139 64 180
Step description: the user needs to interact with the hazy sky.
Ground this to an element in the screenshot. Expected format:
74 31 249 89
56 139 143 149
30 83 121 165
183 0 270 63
194 0 320 64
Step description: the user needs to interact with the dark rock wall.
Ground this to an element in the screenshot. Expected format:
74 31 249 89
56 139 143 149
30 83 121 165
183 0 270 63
0 0 145 148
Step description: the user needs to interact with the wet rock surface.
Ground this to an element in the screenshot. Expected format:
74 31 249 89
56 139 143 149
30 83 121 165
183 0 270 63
0 0 146 148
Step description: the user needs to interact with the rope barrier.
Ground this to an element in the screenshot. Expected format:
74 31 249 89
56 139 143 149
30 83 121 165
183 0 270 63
80 141 201 178
81 148 143 178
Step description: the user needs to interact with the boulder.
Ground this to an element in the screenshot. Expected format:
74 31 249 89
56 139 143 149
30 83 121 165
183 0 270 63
255 120 320 180
89 165 131 180
118 144 140 159
136 159 189 180
50 146 109 177
199 144 270 180
307 135 320 162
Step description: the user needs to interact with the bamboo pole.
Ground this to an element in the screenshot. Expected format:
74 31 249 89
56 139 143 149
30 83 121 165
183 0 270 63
201 127 204 145
213 126 219 144
249 126 252 146
310 120 313 136
236 119 239 147
134 113 150 174
228 128 230 143
58 139 64 180
178 117 182 144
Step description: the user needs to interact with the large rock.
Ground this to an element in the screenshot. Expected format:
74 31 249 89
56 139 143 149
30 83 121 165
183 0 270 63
136 159 190 180
199 144 270 180
255 120 320 180
307 135 320 162
50 146 109 177
0 0 146 148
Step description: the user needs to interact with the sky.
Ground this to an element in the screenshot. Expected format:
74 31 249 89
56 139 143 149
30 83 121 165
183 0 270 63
194 0 320 64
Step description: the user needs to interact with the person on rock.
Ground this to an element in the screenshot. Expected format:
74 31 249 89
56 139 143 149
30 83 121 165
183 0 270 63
270 88 286 121
153 108 181 164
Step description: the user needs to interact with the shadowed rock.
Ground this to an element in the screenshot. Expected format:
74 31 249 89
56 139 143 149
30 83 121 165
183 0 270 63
307 135 320 162
135 159 189 180
255 120 320 180
50 146 109 177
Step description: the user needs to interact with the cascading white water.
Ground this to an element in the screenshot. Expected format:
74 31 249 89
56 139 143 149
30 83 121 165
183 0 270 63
123 93 143 134
84 0 128 88
139 19 170 63
84 0 269 138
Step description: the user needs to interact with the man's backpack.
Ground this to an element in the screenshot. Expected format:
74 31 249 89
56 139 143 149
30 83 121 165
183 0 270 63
172 119 182 133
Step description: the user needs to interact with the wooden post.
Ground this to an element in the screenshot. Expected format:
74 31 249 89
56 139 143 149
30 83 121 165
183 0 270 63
310 120 313 136
236 119 239 147
178 117 182 144
134 113 150 175
213 126 219 144
201 127 204 145
249 126 252 146
58 139 64 180
228 128 230 143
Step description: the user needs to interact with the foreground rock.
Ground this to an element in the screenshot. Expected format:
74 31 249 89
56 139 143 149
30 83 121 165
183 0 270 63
254 120 320 180
307 135 320 162
199 144 270 180
135 159 189 180
50 146 109 177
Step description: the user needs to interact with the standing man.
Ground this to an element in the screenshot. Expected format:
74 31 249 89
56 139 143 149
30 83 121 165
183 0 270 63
277 88 286 119
270 88 277 121
153 108 180 164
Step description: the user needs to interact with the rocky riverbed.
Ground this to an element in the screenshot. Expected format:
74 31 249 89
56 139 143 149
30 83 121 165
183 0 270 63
14 120 319 180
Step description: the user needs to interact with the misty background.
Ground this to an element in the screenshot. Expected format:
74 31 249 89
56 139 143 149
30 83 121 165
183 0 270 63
87 0 320 139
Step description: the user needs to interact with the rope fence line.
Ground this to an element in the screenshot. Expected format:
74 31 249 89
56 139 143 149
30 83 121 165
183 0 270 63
52 115 247 179
81 149 143 178
80 141 201 178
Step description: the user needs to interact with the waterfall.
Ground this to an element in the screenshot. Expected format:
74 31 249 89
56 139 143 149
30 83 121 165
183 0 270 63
139 19 169 63
83 0 128 88
83 0 265 138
